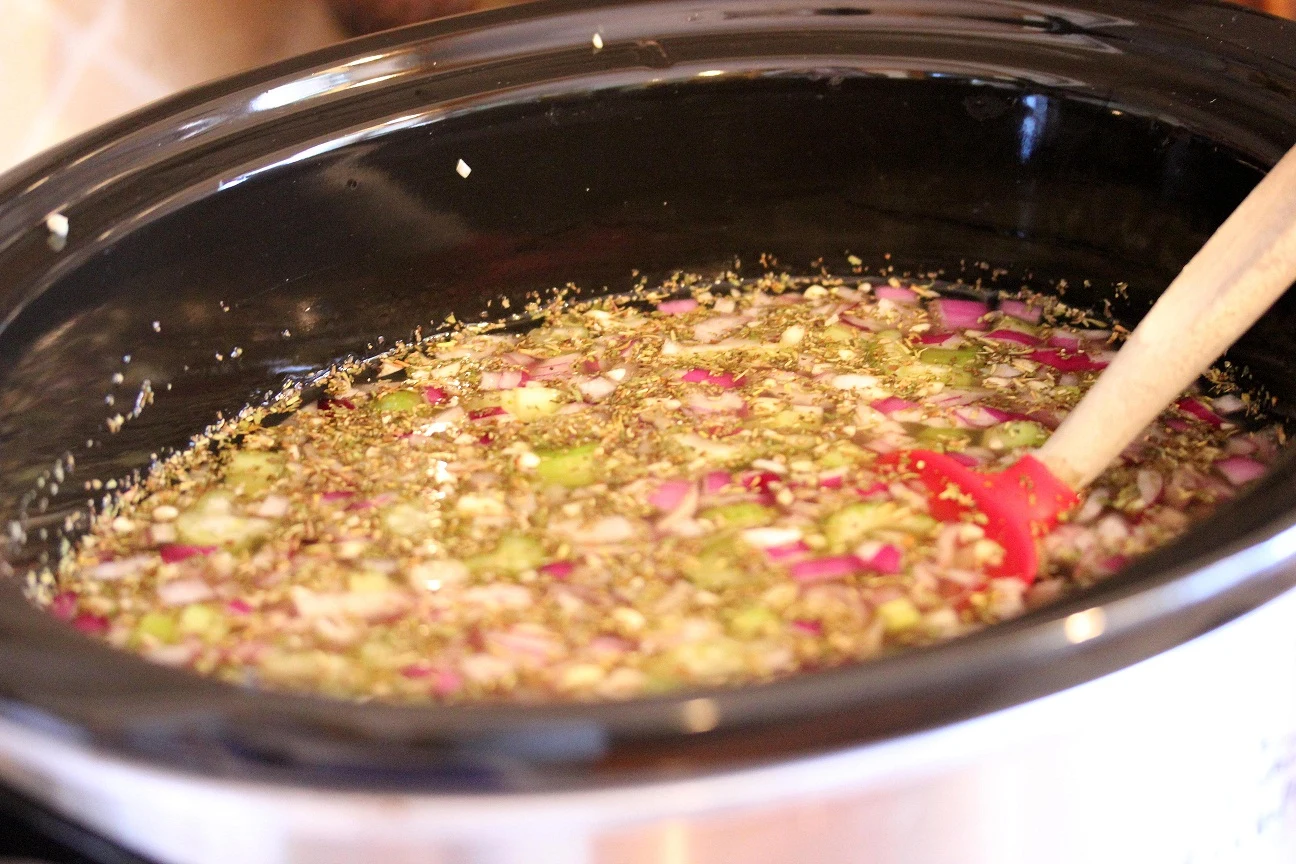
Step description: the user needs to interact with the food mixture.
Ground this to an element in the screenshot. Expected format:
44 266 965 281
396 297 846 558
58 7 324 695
45 275 1281 702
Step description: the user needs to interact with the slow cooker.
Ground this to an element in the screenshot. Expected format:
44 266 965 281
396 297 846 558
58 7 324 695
2 1 1296 861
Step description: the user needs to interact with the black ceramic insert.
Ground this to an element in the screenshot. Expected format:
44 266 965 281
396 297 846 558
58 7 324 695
0 0 1295 792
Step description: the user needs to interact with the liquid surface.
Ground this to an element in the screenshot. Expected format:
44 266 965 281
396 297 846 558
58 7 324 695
46 274 1280 703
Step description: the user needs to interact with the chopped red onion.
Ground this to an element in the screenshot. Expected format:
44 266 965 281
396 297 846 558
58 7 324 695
649 480 693 511
1225 435 1258 456
1047 331 1082 351
1136 469 1164 507
790 555 864 583
401 663 434 679
875 286 919 305
468 406 508 420
693 315 745 343
227 599 253 615
955 405 1013 428
840 313 885 331
86 555 151 581
984 329 1041 346
685 391 745 414
158 577 215 606
576 376 618 402
423 386 449 405
871 396 918 415
49 591 78 621
681 368 710 383
539 560 576 579
1176 397 1224 428
71 612 110 635
480 369 528 390
998 299 1042 323
791 619 823 636
861 544 903 575
765 540 811 561
702 471 733 495
529 354 579 380
1028 350 1109 372
434 669 463 696
932 298 989 330
1212 394 1246 415
321 490 356 503
740 471 782 492
159 544 216 564
1215 456 1266 486
917 331 957 345
1165 417 1192 433
657 298 699 315
500 351 539 368
318 396 355 411
818 470 847 489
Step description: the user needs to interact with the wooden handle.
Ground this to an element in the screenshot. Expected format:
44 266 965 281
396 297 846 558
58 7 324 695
1037 142 1296 490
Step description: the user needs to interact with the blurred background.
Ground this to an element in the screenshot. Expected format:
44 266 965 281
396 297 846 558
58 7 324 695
0 0 1293 176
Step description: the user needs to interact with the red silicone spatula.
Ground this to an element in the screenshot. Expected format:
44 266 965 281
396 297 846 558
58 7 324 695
884 141 1296 580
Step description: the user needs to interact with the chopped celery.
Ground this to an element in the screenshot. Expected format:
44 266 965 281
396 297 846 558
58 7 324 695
983 420 1049 451
918 347 980 368
535 443 600 487
728 605 782 639
372 389 422 413
683 537 746 591
224 451 285 494
498 386 563 420
136 611 178 644
178 604 227 642
915 426 973 448
876 597 922 634
822 323 864 343
467 532 546 574
700 502 776 528
824 501 935 550
819 441 869 469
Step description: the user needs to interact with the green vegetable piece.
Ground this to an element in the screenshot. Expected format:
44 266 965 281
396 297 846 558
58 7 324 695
983 420 1049 451
918 347 980 368
372 389 422 413
499 386 563 420
178 604 227 642
819 441 869 469
876 597 922 634
822 323 863 343
224 451 285 495
468 532 546 575
824 502 935 550
683 537 746 591
729 605 782 640
669 638 747 680
915 426 972 448
136 611 178 644
700 502 776 529
174 492 272 550
535 443 600 487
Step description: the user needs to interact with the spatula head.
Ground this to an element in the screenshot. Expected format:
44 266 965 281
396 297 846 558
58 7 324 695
880 451 1079 581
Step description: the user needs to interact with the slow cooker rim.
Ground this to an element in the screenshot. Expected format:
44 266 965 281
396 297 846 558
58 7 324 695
1 0 1295 792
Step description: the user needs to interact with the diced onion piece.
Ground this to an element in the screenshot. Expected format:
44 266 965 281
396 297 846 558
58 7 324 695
1136 469 1164 507
874 286 918 305
1215 456 1266 486
657 298 699 315
159 544 216 564
871 396 918 415
1212 394 1246 415
1176 397 1224 428
789 555 864 583
1027 350 1109 372
931 298 989 330
998 299 1042 323
983 329 1041 346
649 480 694 512
576 376 618 402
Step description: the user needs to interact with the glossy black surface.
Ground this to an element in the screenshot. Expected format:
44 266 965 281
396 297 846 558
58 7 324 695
1 0 1296 791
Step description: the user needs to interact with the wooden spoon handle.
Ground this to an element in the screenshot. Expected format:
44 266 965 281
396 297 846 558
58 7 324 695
1037 142 1296 490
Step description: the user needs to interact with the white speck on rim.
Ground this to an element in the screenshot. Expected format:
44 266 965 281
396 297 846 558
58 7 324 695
45 213 69 238
152 321 161 332
591 32 604 50
456 159 472 178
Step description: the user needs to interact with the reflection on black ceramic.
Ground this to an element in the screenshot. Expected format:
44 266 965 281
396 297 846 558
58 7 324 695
0 0 1295 791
